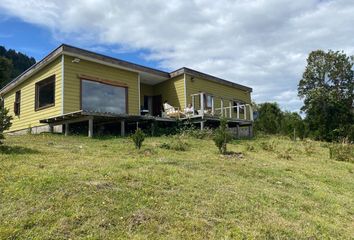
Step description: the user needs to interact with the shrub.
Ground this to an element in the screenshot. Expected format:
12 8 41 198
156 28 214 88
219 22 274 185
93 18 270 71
328 142 354 162
245 143 255 151
160 135 189 151
260 141 276 151
0 106 12 144
131 128 145 149
213 118 232 154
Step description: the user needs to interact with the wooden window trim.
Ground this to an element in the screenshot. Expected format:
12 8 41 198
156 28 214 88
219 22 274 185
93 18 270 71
35 75 56 111
79 78 129 114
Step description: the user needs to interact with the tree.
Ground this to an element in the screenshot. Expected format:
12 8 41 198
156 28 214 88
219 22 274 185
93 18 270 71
213 118 232 154
254 102 283 134
280 111 306 139
0 57 13 87
0 105 12 144
0 46 36 87
298 50 354 141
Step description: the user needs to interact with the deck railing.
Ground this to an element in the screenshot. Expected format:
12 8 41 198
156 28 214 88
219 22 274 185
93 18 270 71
190 92 253 121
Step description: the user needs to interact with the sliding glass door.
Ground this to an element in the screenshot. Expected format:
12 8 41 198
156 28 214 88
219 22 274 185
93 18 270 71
81 79 127 114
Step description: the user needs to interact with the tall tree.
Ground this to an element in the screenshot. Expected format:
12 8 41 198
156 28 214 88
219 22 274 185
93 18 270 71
254 102 283 134
0 46 36 87
0 57 13 87
298 50 354 141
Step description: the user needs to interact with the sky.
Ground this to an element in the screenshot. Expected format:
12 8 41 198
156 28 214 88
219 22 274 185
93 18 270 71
0 0 353 112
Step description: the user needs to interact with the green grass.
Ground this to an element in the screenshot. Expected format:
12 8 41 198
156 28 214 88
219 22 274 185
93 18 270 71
0 134 353 239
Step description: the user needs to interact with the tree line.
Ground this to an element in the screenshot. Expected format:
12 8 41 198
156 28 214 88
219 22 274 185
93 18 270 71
255 50 353 142
0 46 36 88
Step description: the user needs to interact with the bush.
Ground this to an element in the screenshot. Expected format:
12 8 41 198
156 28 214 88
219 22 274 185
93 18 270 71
328 142 354 162
213 118 232 154
160 135 189 151
0 106 12 144
260 141 276 151
131 128 145 149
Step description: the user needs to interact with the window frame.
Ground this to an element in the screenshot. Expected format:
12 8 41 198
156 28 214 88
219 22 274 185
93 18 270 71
80 78 129 114
14 90 21 116
35 75 56 111
202 93 213 109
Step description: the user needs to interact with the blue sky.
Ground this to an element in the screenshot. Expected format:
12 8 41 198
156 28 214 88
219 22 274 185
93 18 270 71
0 15 161 69
0 0 353 112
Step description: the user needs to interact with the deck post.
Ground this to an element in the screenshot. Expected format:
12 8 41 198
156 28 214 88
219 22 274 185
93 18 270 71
237 124 240 138
49 125 54 133
237 105 240 119
200 121 204 130
88 118 93 138
192 95 195 109
249 105 254 121
151 121 155 136
65 123 69 136
248 124 253 138
229 101 232 118
121 120 125 137
221 99 224 117
211 97 215 116
244 105 247 120
200 92 204 117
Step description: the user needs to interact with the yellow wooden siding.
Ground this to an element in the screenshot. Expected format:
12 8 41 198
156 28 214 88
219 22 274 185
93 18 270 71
140 83 154 105
3 57 62 132
153 75 185 109
63 55 139 115
185 74 252 120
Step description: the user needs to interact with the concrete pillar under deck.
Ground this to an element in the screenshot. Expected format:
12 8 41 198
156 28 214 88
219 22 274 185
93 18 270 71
65 123 69 136
88 118 93 138
121 120 125 137
200 121 204 130
237 124 240 138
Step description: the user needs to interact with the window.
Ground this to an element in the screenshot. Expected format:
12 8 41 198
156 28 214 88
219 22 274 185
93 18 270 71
35 75 55 110
203 94 213 109
81 79 127 114
233 100 245 114
14 90 21 116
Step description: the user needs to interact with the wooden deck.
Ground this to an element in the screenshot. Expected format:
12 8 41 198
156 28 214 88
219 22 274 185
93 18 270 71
40 110 253 137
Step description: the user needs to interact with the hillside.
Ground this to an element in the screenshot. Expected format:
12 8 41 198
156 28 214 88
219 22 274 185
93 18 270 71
0 46 36 87
0 134 353 239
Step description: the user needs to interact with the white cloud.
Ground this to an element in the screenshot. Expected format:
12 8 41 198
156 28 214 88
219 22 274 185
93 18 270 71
1 0 353 112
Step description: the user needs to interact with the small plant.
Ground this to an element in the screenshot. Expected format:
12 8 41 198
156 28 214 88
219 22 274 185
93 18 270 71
160 135 189 151
328 142 354 162
27 124 32 135
213 118 232 154
0 106 12 144
245 143 255 151
260 141 276 151
131 128 145 150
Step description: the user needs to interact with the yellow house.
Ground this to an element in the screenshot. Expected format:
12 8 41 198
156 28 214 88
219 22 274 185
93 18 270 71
0 44 253 137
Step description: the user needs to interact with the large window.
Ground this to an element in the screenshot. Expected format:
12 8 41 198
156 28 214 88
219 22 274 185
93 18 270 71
14 90 21 116
35 75 55 110
81 79 127 114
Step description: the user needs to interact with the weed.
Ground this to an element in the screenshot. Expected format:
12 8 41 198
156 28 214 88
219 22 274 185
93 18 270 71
260 141 276 151
131 128 145 149
160 135 189 151
328 143 354 162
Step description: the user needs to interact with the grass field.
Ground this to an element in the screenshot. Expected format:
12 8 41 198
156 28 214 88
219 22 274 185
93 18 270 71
0 134 353 239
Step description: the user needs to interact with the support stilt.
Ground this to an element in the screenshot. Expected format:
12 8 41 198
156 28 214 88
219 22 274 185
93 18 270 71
65 123 69 136
88 118 93 138
120 120 125 137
